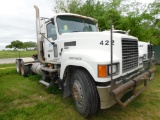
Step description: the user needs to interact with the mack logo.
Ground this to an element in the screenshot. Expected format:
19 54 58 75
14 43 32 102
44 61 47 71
69 57 82 60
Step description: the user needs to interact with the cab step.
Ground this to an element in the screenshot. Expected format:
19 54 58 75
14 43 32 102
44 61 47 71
39 78 63 89
39 80 49 87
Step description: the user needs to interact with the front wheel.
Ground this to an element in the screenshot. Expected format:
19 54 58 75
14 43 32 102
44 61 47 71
71 69 99 117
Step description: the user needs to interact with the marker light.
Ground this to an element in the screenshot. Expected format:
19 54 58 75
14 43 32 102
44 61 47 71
98 65 107 78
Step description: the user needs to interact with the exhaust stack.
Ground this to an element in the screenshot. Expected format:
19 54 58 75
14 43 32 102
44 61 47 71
34 5 46 64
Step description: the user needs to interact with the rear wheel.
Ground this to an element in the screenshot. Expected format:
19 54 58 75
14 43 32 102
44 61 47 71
20 60 29 77
71 69 99 117
16 59 21 74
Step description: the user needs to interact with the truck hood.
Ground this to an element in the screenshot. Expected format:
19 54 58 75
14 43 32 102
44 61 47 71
59 32 137 63
59 31 139 77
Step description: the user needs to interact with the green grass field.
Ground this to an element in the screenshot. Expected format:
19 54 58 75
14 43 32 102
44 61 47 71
0 64 160 120
0 50 37 59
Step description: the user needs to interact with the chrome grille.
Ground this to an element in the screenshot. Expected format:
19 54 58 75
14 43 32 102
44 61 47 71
122 38 138 73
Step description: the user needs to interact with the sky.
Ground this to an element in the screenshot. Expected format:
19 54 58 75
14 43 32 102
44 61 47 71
0 0 155 50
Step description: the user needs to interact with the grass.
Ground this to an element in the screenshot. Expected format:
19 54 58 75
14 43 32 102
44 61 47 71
0 50 37 59
0 64 160 120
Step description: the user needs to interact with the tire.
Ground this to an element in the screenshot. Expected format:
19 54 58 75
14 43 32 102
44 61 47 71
71 69 99 117
16 59 21 74
20 60 30 77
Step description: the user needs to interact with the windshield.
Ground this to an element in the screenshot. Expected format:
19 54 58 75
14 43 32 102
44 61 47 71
57 15 98 34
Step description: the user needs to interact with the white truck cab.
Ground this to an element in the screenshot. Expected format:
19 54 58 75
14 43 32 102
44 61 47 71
139 41 154 71
139 41 153 61
15 6 156 117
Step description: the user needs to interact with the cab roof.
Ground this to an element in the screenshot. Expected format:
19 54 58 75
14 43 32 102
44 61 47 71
52 13 98 23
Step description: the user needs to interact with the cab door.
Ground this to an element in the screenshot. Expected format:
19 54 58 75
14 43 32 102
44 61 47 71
44 21 58 61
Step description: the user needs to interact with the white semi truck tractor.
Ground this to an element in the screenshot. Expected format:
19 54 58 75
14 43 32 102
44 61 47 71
139 41 154 72
139 41 154 61
15 6 156 117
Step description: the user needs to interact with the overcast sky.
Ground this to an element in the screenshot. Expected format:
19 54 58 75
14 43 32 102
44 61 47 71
0 0 155 50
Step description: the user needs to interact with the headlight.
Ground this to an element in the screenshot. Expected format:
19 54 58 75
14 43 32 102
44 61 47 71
139 57 143 65
108 64 119 75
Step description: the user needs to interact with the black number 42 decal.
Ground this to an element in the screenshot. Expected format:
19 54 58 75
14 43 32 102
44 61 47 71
100 40 114 45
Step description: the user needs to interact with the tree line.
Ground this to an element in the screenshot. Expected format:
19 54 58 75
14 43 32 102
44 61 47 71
6 40 37 50
54 0 160 45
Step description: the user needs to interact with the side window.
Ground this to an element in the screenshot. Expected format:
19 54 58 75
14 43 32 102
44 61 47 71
46 22 57 40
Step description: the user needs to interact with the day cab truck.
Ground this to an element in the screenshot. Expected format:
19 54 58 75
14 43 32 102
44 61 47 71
139 41 154 69
15 5 156 117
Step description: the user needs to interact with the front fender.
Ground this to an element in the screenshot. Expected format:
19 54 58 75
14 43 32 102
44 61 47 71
60 49 120 82
60 60 96 80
